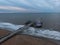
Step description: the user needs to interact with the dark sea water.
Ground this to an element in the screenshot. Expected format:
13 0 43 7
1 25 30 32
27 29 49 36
0 13 60 31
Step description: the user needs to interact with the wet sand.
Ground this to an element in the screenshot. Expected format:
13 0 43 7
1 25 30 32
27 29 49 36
0 29 57 45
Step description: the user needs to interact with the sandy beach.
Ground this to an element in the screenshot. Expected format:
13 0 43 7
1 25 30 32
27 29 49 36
0 29 57 45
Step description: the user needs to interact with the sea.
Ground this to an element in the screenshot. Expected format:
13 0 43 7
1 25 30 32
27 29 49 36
0 13 60 31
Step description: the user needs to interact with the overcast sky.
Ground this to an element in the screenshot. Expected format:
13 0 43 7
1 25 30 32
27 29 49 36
0 0 60 13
